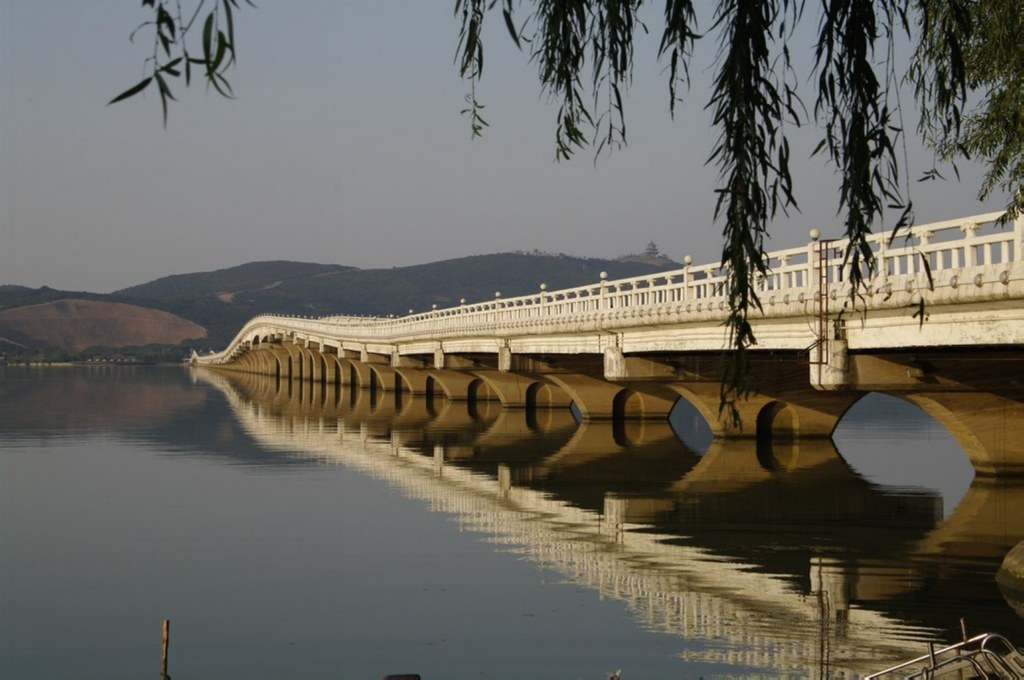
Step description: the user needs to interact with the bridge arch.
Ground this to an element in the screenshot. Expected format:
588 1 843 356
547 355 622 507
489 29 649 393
390 367 437 398
253 349 273 377
299 347 317 384
612 386 680 421
276 343 304 382
343 359 374 390
840 391 1024 477
253 347 287 382
331 356 360 387
467 378 499 406
665 384 730 436
323 355 342 386
367 364 396 393
525 381 572 410
415 369 477 401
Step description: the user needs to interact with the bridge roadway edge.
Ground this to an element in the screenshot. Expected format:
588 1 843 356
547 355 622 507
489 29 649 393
194 211 1024 475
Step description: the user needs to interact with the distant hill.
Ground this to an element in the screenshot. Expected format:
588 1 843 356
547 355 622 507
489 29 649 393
0 285 114 312
1 253 680 351
0 299 207 352
117 260 355 300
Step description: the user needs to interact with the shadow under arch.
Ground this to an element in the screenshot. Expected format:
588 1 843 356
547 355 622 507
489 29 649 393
423 374 439 409
756 401 799 471
467 377 493 405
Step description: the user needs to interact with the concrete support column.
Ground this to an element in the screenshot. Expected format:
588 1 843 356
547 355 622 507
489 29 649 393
810 339 851 391
603 347 625 380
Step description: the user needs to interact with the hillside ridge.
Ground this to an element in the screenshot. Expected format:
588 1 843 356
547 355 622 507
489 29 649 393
1 252 680 353
0 299 207 353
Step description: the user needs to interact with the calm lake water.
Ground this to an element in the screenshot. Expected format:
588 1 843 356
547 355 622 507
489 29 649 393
2 365 1023 679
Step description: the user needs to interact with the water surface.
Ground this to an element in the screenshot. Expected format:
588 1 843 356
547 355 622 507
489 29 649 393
2 365 1021 679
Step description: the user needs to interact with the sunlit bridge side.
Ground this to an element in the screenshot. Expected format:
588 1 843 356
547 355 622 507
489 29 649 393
194 211 1024 475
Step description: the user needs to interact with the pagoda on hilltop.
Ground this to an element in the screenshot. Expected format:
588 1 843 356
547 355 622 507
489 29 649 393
616 240 676 266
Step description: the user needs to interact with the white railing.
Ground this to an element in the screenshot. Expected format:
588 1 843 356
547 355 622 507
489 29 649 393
203 211 1020 361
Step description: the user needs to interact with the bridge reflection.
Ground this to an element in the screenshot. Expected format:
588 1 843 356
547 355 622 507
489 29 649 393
200 369 1024 677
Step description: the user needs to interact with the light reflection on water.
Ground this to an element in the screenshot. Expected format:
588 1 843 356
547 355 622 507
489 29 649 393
1 365 1022 679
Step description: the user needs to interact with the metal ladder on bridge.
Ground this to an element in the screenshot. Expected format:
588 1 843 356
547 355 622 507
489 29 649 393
808 238 833 367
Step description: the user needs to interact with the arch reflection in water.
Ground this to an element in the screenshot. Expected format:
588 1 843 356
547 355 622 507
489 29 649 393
199 369 1024 677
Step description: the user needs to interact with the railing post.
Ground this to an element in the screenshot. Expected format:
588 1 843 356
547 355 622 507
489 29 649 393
961 221 979 267
682 255 692 300
876 231 888 283
599 271 608 310
807 230 821 292
1015 213 1024 263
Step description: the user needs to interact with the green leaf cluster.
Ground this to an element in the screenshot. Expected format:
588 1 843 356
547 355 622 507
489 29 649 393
911 0 1023 220
110 0 254 125
451 0 1019 414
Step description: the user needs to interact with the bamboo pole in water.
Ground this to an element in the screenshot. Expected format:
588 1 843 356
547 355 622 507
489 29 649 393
161 619 170 680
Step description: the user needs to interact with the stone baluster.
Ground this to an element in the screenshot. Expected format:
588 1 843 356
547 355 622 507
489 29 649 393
807 229 821 295
917 230 935 274
1015 213 1024 263
960 221 979 267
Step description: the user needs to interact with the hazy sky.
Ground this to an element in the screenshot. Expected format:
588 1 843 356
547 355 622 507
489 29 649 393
0 1 1003 293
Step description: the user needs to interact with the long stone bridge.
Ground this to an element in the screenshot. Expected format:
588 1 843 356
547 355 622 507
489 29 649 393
194 211 1024 475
